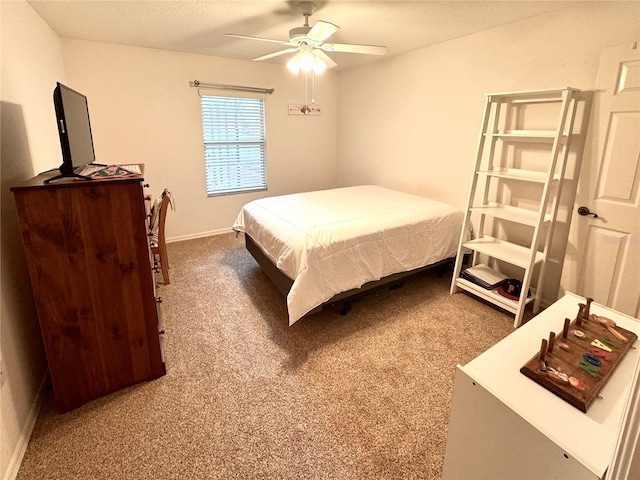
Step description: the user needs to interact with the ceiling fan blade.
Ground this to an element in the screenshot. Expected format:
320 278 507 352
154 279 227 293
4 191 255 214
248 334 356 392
253 47 299 62
224 33 293 46
313 49 337 69
306 20 339 43
321 42 388 56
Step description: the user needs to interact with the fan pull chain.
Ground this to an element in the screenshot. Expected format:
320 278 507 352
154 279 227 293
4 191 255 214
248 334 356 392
300 70 316 115
299 71 311 115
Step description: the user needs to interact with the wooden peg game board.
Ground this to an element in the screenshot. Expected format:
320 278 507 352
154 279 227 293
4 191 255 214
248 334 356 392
520 300 637 413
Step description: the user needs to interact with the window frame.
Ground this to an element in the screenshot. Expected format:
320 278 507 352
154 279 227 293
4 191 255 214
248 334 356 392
199 93 268 197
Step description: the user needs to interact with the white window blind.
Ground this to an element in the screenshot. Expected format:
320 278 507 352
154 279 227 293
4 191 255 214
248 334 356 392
200 95 267 196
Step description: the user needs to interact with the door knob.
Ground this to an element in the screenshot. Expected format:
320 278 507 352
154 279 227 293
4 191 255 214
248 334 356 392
577 206 598 218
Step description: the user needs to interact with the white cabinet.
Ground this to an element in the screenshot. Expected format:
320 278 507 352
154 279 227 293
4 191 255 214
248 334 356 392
443 292 640 479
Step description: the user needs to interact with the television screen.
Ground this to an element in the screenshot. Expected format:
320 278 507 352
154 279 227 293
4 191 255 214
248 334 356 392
54 82 95 175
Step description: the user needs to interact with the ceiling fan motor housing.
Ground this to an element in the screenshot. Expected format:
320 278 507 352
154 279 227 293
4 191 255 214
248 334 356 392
290 2 317 44
289 26 317 45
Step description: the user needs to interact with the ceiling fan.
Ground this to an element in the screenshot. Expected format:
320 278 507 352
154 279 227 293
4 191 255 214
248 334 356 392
224 1 388 73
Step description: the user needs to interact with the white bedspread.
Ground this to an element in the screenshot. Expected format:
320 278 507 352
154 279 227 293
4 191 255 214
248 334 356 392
233 185 463 325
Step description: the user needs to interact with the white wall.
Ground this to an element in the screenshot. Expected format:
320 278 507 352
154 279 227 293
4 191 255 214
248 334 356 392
3 1 639 478
60 40 339 240
336 1 640 305
0 1 66 478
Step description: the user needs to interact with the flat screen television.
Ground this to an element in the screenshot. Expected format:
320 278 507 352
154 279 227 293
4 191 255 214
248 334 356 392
48 82 96 181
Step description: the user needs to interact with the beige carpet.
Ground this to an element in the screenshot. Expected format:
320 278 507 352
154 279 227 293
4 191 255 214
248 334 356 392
16 233 517 480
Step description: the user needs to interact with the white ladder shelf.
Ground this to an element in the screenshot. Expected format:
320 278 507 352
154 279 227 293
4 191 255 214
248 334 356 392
450 88 579 328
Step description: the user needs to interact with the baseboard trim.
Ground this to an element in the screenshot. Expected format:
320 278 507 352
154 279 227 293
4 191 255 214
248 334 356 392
166 228 233 244
3 371 48 480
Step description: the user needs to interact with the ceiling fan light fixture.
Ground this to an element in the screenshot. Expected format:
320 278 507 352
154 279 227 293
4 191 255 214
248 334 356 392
286 49 326 75
312 56 326 74
286 54 301 74
299 51 315 72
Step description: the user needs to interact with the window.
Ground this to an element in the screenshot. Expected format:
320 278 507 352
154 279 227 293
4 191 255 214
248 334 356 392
200 95 267 196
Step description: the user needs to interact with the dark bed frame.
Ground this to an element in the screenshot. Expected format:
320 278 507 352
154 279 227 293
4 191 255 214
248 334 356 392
244 234 455 317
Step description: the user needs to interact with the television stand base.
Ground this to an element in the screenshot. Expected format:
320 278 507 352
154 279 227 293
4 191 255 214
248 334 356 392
44 172 92 184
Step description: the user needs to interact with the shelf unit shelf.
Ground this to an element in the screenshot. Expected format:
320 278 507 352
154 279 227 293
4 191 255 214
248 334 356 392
463 236 544 268
487 87 580 100
451 87 579 328
486 131 568 144
454 277 537 314
469 204 551 227
478 167 560 183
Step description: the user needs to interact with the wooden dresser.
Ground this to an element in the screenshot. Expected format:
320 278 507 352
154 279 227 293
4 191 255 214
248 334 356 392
10 167 165 412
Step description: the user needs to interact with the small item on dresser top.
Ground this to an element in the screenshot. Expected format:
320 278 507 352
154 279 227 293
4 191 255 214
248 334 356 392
583 352 602 367
591 339 612 353
607 325 629 343
118 164 142 175
593 313 616 327
593 314 629 342
538 363 569 383
578 361 600 377
548 370 569 383
90 164 140 179
569 376 586 390
591 348 611 362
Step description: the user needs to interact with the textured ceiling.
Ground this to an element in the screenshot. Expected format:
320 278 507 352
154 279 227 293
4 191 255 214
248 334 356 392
28 0 579 71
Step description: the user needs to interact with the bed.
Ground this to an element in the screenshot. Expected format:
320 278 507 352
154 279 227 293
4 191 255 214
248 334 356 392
232 185 464 325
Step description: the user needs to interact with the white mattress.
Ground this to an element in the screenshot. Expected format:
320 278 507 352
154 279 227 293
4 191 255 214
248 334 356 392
233 185 463 325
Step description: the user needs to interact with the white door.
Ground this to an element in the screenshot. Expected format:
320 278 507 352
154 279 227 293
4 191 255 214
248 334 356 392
563 42 640 318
